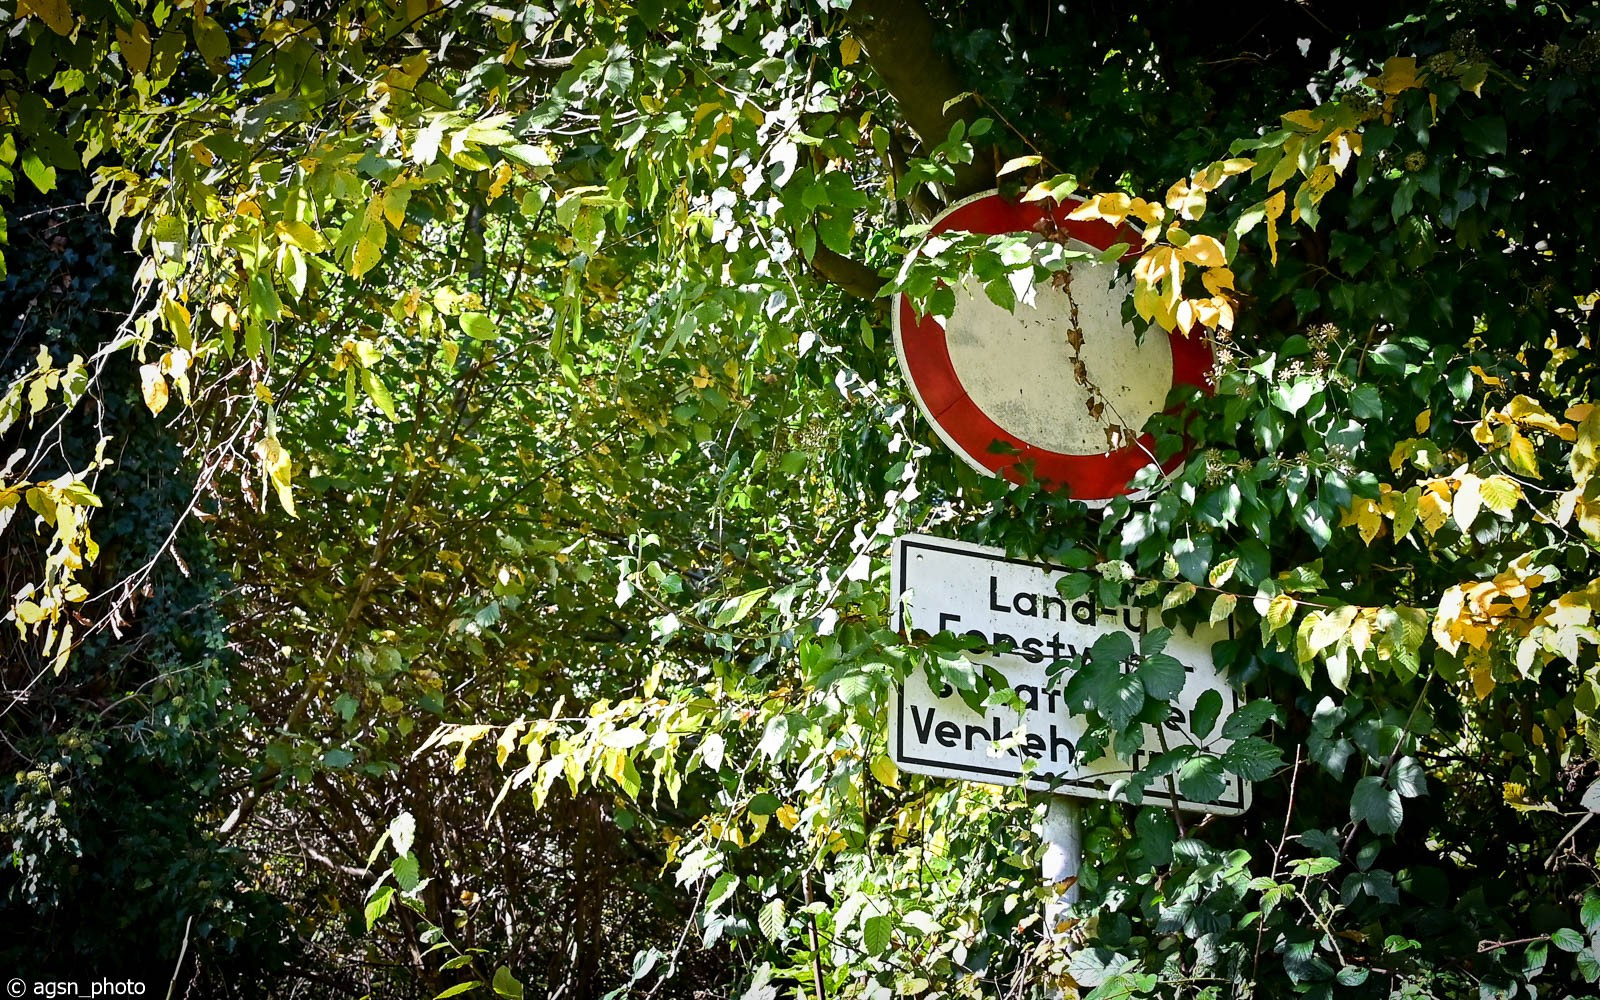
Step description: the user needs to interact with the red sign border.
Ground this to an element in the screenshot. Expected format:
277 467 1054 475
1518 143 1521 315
892 191 1213 501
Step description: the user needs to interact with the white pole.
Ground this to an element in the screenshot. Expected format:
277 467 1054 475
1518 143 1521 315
1040 794 1082 942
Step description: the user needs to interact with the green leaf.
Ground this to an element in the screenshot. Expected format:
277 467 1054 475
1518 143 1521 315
1177 754 1226 802
1191 689 1224 740
492 965 525 999
460 313 498 341
706 872 738 911
1209 592 1237 625
1351 775 1403 835
1208 558 1239 587
863 913 892 955
1089 630 1134 663
434 983 483 998
359 368 400 421
1220 701 1277 740
21 151 57 194
758 899 785 942
1138 653 1186 701
365 885 395 929
392 853 421 892
748 792 781 815
1551 928 1585 953
1093 668 1145 732
1220 737 1281 781
1581 891 1600 932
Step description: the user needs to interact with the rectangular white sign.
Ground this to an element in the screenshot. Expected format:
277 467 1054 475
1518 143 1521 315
889 534 1250 815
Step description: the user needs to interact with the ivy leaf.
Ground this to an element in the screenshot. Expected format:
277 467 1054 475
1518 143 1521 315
1390 757 1428 798
1351 775 1403 834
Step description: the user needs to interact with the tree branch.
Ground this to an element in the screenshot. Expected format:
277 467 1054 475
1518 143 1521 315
809 244 886 300
845 0 993 200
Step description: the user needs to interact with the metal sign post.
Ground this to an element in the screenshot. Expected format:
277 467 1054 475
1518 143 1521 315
1040 795 1082 940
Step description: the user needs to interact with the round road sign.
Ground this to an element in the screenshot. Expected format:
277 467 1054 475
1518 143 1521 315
892 191 1212 501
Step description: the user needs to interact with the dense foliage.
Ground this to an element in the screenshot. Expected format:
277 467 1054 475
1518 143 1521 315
0 191 286 982
3 0 1600 997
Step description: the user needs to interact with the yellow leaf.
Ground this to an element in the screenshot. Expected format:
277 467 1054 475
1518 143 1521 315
1506 430 1540 478
116 20 152 74
383 185 412 228
1505 394 1574 439
840 34 861 66
1263 190 1286 266
1453 476 1482 532
1309 605 1357 653
1177 234 1226 268
1414 409 1431 434
1570 406 1600 484
139 363 169 415
775 804 799 830
18 0 73 35
1370 56 1421 95
1164 178 1206 220
1125 197 1163 227
1472 662 1495 700
275 220 328 253
1327 130 1360 172
350 237 383 278
1201 267 1235 296
997 154 1043 177
1341 497 1385 545
1418 486 1451 535
1480 475 1522 516
1070 192 1131 226
1191 157 1253 192
1281 108 1320 132
255 434 297 517
869 754 899 789
1468 364 1502 387
488 161 513 201
1306 164 1338 203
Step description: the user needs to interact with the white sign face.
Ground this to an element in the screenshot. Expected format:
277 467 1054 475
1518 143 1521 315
942 263 1173 456
889 534 1250 815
